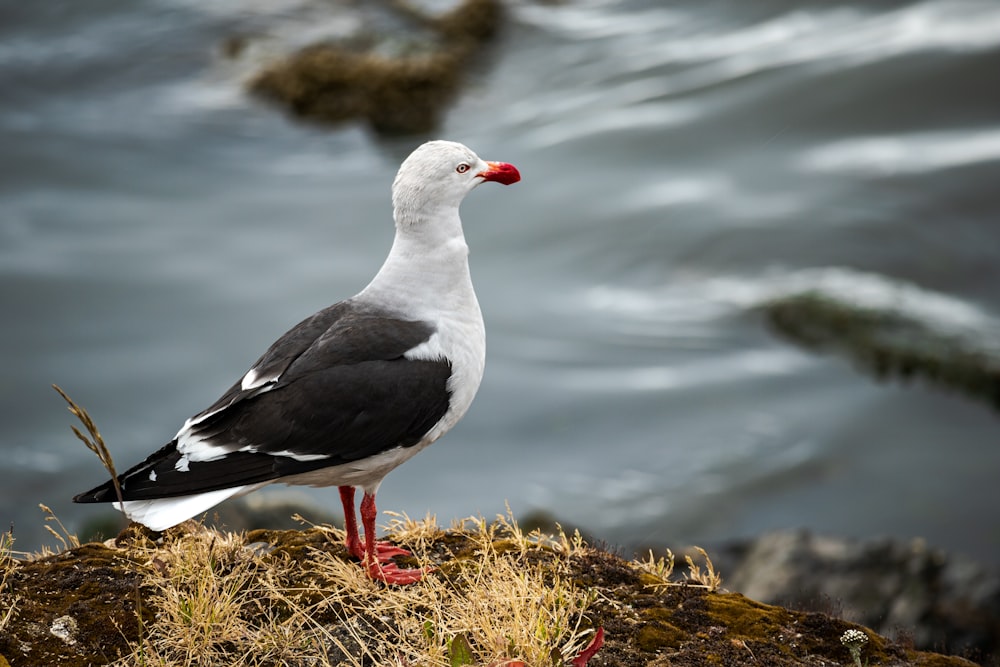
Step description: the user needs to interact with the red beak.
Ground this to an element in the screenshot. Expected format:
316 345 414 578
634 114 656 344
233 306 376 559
477 161 521 185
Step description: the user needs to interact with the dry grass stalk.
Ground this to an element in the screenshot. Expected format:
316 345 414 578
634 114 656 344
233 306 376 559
636 548 677 582
37 503 82 555
0 526 18 633
52 384 124 506
683 546 723 592
635 545 723 592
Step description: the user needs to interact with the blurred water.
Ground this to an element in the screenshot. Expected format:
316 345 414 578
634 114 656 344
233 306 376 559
2 0 999 564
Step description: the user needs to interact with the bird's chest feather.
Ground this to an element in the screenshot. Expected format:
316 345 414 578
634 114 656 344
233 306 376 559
404 308 485 442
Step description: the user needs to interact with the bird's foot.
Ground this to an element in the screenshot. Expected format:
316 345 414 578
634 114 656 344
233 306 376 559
569 627 605 666
373 541 412 560
347 539 413 562
366 559 431 586
350 539 429 585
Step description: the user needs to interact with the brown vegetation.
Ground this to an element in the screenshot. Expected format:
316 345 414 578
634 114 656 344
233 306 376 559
0 512 978 667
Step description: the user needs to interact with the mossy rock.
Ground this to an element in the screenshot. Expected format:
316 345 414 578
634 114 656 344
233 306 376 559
0 543 153 666
249 0 504 135
0 521 979 666
762 291 1000 411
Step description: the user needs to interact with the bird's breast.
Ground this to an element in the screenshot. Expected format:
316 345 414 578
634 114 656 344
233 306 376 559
404 306 485 443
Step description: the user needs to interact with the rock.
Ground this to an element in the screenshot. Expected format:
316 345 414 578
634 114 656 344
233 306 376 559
48 615 78 646
252 47 463 135
248 0 505 135
761 291 1000 411
0 519 980 666
720 529 1000 663
0 543 149 665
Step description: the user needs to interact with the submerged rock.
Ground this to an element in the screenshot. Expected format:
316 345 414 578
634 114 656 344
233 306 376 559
762 291 1000 411
248 0 505 134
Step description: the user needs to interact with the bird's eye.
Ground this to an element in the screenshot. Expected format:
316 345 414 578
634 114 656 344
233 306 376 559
456 163 470 174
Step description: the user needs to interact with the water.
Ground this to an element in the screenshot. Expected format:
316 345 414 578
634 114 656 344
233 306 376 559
2 0 999 565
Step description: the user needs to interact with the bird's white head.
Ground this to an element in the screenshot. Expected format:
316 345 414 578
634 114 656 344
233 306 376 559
391 140 520 224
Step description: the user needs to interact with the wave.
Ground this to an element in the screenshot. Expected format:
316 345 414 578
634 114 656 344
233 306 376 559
799 127 1000 175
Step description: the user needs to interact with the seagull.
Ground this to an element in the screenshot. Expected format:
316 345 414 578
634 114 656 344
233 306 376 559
74 140 520 584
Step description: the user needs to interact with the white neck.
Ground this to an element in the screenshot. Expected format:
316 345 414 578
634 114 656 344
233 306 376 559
358 206 478 319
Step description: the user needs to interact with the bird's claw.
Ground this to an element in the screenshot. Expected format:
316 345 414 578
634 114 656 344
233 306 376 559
569 627 604 666
373 542 412 559
350 539 428 585
366 559 431 585
347 539 411 562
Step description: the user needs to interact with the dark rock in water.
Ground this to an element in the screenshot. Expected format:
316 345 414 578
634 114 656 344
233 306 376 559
252 48 462 135
762 292 1000 411
435 0 504 45
249 0 504 135
718 529 1000 664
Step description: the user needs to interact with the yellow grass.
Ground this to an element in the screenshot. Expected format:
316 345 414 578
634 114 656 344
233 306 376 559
100 511 600 667
0 528 17 634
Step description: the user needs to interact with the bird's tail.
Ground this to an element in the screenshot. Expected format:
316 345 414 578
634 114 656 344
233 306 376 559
73 440 179 504
73 439 273 531
109 485 264 531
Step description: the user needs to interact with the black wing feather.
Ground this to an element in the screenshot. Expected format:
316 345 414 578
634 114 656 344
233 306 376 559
75 301 454 503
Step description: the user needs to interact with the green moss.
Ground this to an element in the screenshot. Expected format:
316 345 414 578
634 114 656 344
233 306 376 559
704 593 789 638
244 526 337 562
907 651 977 666
0 543 151 666
636 620 685 651
490 539 528 554
637 572 667 588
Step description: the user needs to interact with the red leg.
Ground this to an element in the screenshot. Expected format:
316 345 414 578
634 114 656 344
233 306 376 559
339 486 364 560
341 485 410 563
359 491 425 585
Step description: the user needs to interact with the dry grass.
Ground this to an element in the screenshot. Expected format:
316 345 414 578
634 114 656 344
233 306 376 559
100 511 601 667
635 545 723 592
52 384 123 505
682 546 723 591
122 530 269 666
0 526 17 634
103 510 718 666
635 548 676 581
37 503 82 556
